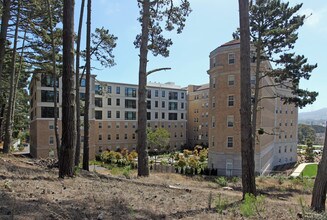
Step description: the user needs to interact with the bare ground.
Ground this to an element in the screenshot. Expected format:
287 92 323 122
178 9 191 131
0 154 319 220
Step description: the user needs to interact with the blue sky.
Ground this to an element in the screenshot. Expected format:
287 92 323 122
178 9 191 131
75 0 327 113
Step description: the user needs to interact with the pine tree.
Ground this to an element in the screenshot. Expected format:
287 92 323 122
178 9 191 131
238 0 256 198
135 0 191 176
83 0 91 171
59 0 75 178
3 0 21 153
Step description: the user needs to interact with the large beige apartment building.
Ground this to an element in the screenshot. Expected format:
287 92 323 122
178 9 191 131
29 74 187 159
207 40 298 175
29 40 298 176
187 84 209 147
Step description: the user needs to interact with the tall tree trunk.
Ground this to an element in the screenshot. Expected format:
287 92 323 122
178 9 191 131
0 0 11 96
46 0 60 159
3 0 20 153
59 0 75 178
0 103 6 142
311 125 327 212
82 0 91 171
137 0 150 177
75 0 85 167
11 30 26 124
239 0 256 198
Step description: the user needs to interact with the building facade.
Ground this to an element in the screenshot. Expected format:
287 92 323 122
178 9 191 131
29 74 187 159
186 84 209 148
207 40 298 175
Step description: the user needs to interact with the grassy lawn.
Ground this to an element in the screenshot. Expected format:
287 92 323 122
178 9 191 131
302 164 318 177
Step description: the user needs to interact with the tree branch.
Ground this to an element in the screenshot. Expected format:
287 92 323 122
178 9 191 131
146 67 171 76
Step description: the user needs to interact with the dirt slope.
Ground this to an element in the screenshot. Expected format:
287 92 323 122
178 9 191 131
0 154 315 220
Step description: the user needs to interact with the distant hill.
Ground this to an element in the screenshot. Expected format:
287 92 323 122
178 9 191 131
299 108 327 125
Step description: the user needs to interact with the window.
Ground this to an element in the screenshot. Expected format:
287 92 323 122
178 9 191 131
155 90 159 97
99 122 102 128
251 75 256 85
162 90 165 97
116 86 120 94
125 87 136 97
125 99 136 109
108 123 111 128
107 98 111 105
116 98 120 106
125 111 136 120
49 136 54 145
168 113 178 120
49 122 54 130
228 75 235 86
95 85 102 95
162 112 165 119
169 91 178 100
41 107 59 118
80 78 86 87
212 136 215 147
95 111 102 119
279 146 281 153
99 135 102 141
228 95 234 106
212 97 216 108
107 86 112 93
132 133 136 139
155 112 158 119
169 102 178 110
147 112 151 120
162 101 165 108
227 115 234 127
116 123 120 128
116 134 119 140
41 90 59 103
124 134 128 140
147 90 151 98
181 102 184 109
155 101 158 108
147 101 151 109
212 116 215 128
41 74 58 87
181 92 185 99
181 113 184 119
79 93 85 101
125 123 128 128
108 134 111 140
228 53 235 64
212 77 216 89
107 111 111 118
116 111 120 119
227 137 234 148
95 98 103 107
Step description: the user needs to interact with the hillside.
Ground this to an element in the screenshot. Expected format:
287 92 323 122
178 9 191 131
299 108 327 124
0 154 323 220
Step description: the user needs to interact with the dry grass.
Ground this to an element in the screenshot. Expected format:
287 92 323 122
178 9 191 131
0 154 321 219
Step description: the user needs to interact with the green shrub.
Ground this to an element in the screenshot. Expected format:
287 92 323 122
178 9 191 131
123 166 131 178
18 144 24 152
215 193 228 214
230 176 239 184
199 148 208 162
215 177 228 187
183 149 192 158
240 193 266 218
